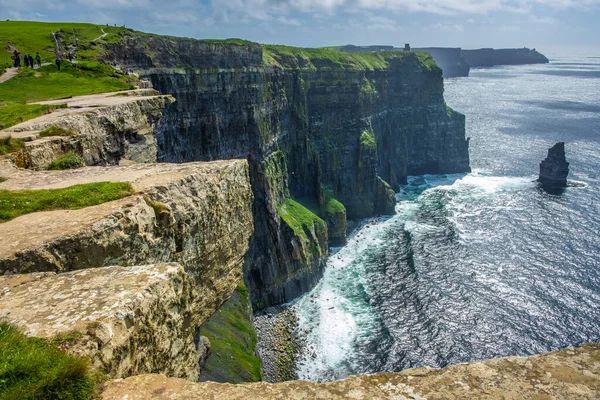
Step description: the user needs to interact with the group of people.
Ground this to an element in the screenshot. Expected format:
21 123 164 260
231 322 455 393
11 50 42 68
10 49 74 71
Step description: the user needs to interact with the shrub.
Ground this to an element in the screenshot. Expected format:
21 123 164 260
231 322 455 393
0 322 96 400
46 152 83 170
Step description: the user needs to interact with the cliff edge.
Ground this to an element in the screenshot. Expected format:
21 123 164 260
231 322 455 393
102 343 600 399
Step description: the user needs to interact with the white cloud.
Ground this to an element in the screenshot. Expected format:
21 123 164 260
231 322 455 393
277 16 301 25
209 0 600 21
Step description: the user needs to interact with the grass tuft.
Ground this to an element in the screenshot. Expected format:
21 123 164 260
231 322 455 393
0 177 6 183
360 130 376 149
0 137 24 155
0 181 135 222
0 322 96 400
47 152 83 170
278 198 326 239
39 126 75 137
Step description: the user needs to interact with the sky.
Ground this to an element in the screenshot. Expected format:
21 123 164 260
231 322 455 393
2 0 599 55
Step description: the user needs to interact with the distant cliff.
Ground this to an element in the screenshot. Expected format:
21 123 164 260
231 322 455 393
413 47 470 78
462 47 549 68
103 36 470 310
339 45 549 78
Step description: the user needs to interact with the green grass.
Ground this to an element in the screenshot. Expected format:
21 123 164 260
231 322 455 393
278 198 326 239
0 63 132 104
0 181 134 222
0 103 67 130
0 137 24 155
0 62 133 129
263 45 439 71
0 21 132 68
39 126 75 137
0 177 6 183
298 193 345 217
198 282 263 383
0 322 96 400
360 130 376 149
46 152 83 170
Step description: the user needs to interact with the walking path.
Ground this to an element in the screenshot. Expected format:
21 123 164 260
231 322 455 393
92 28 108 42
0 63 53 84
0 68 19 84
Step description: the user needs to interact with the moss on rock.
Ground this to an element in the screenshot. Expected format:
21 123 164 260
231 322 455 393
198 281 263 383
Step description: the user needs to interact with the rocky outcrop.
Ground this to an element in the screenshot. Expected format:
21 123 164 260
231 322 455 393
0 159 254 380
102 343 600 399
0 159 253 324
103 38 471 309
539 142 569 188
0 263 202 380
1 90 174 169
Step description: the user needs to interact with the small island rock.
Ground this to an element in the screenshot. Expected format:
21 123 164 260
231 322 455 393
539 142 569 188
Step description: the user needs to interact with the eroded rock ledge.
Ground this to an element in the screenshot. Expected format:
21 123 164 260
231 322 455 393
102 343 600 399
0 263 200 380
0 159 254 380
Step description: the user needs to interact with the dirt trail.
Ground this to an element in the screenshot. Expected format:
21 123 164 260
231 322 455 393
0 68 19 84
92 28 108 42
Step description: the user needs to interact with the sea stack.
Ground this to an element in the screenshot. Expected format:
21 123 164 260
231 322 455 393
538 142 569 188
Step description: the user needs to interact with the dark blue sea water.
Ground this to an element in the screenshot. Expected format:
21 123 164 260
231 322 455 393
295 57 600 381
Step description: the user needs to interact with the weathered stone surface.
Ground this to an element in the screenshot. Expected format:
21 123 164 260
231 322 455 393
539 142 569 188
0 263 201 380
0 160 253 329
102 343 600 399
1 90 174 169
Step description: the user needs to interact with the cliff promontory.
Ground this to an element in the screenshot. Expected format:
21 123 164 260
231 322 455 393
339 45 549 77
102 38 471 309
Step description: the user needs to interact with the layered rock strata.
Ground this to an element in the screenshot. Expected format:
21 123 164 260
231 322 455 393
103 39 471 308
539 142 569 188
0 159 254 379
0 263 202 380
101 343 600 399
0 90 174 169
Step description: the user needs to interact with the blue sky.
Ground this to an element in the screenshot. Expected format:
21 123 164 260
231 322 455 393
2 0 599 55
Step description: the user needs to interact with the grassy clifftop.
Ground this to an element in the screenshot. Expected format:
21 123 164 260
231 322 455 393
263 44 439 71
0 21 131 68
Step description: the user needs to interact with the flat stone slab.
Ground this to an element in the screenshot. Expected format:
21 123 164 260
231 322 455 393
0 263 201 380
102 343 600 399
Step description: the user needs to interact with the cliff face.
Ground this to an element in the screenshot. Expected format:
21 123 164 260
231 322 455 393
413 47 470 78
338 46 549 78
103 39 470 309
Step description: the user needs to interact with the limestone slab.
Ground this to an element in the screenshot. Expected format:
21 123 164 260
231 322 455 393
102 343 600 399
0 263 200 380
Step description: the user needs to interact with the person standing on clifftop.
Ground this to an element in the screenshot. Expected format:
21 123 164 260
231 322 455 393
55 55 62 71
12 50 21 68
35 52 41 68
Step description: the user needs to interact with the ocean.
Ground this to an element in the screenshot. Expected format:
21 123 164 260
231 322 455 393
294 57 600 381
